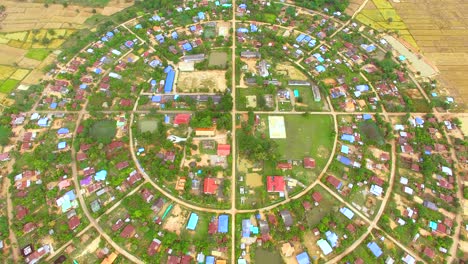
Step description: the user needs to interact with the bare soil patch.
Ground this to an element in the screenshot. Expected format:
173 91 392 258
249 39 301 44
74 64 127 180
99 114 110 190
162 205 185 235
276 63 307 80
178 70 227 93
246 173 262 188
0 44 27 65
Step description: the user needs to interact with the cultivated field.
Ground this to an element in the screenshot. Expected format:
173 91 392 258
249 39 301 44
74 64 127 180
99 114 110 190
178 70 227 93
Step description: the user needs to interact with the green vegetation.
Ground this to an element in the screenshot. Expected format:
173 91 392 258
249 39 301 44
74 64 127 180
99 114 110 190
25 48 51 61
358 120 385 146
294 0 350 12
274 115 334 160
0 79 19 93
0 125 11 146
89 120 117 143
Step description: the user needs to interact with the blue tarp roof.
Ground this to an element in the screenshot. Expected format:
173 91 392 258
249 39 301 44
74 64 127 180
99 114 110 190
152 95 162 102
341 134 354 143
296 252 310 264
308 39 317 47
218 214 229 233
239 3 247 8
186 213 199 230
95 170 107 181
367 242 383 258
338 155 351 166
106 31 114 37
50 102 58 109
79 84 87 89
57 128 69 134
38 118 48 127
190 25 196 31
135 24 142 29
171 31 178 39
164 70 175 93
304 35 312 42
164 115 170 124
206 256 215 264
57 142 67 149
293 90 299 97
363 114 372 120
415 117 424 125
94 68 102 74
429 221 437 230
237 28 249 33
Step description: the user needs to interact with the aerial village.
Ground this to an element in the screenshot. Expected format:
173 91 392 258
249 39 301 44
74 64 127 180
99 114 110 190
0 0 466 264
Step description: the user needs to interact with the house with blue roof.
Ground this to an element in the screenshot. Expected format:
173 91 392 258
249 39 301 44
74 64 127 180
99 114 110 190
38 117 49 127
308 39 317 47
338 155 351 166
152 15 161 21
94 68 102 74
50 102 58 109
429 221 438 231
164 69 175 93
171 31 178 39
135 24 142 29
149 59 161 68
341 145 349 154
237 259 247 264
242 219 251 237
57 142 67 150
356 84 369 92
182 42 193 51
124 40 134 48
205 256 215 264
152 95 162 103
303 35 312 43
367 242 383 258
95 170 108 181
361 44 377 53
239 3 247 9
198 12 206 20
313 53 325 63
415 117 424 126
363 114 372 120
317 239 333 255
250 24 258 32
155 34 164 43
341 134 355 143
326 231 339 247
296 252 310 264
186 213 199 230
106 31 114 38
339 207 355 220
189 25 196 32
315 65 326 73
296 34 306 43
237 28 249 33
79 84 87 89
218 215 229 233
57 128 69 135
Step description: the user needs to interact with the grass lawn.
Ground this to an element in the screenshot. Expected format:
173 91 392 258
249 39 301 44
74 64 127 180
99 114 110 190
292 86 324 111
90 120 117 141
0 79 19 93
270 115 334 162
358 120 385 146
25 48 51 61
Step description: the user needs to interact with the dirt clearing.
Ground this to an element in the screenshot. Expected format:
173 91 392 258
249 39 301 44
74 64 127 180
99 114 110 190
276 63 307 80
246 173 262 188
178 70 227 93
0 44 27 65
162 205 186 235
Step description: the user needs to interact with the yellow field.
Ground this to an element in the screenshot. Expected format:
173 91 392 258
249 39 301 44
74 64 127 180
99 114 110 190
357 0 419 50
0 65 16 80
10 69 31 81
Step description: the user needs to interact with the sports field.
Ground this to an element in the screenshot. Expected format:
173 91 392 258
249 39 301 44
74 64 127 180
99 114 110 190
268 116 286 139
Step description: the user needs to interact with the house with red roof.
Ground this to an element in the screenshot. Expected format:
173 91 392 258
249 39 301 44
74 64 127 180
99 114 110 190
217 144 231 156
23 222 37 234
76 152 87 162
312 192 322 203
147 238 162 256
0 152 10 162
203 178 218 195
120 99 132 107
68 215 81 230
120 225 136 238
276 162 292 170
108 141 124 151
16 205 29 220
112 219 124 232
173 114 191 126
303 157 316 169
116 161 129 171
141 189 154 203
326 175 343 190
423 247 435 258
266 176 285 193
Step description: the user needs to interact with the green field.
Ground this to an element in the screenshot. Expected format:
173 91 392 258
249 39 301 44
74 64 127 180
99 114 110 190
25 48 51 61
90 120 117 142
0 126 11 146
138 118 158 133
292 86 324 111
0 79 19 93
272 115 334 162
358 120 385 146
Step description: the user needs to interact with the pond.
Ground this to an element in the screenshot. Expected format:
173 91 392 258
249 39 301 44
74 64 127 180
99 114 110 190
138 119 158 133
208 51 228 67
255 248 283 264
